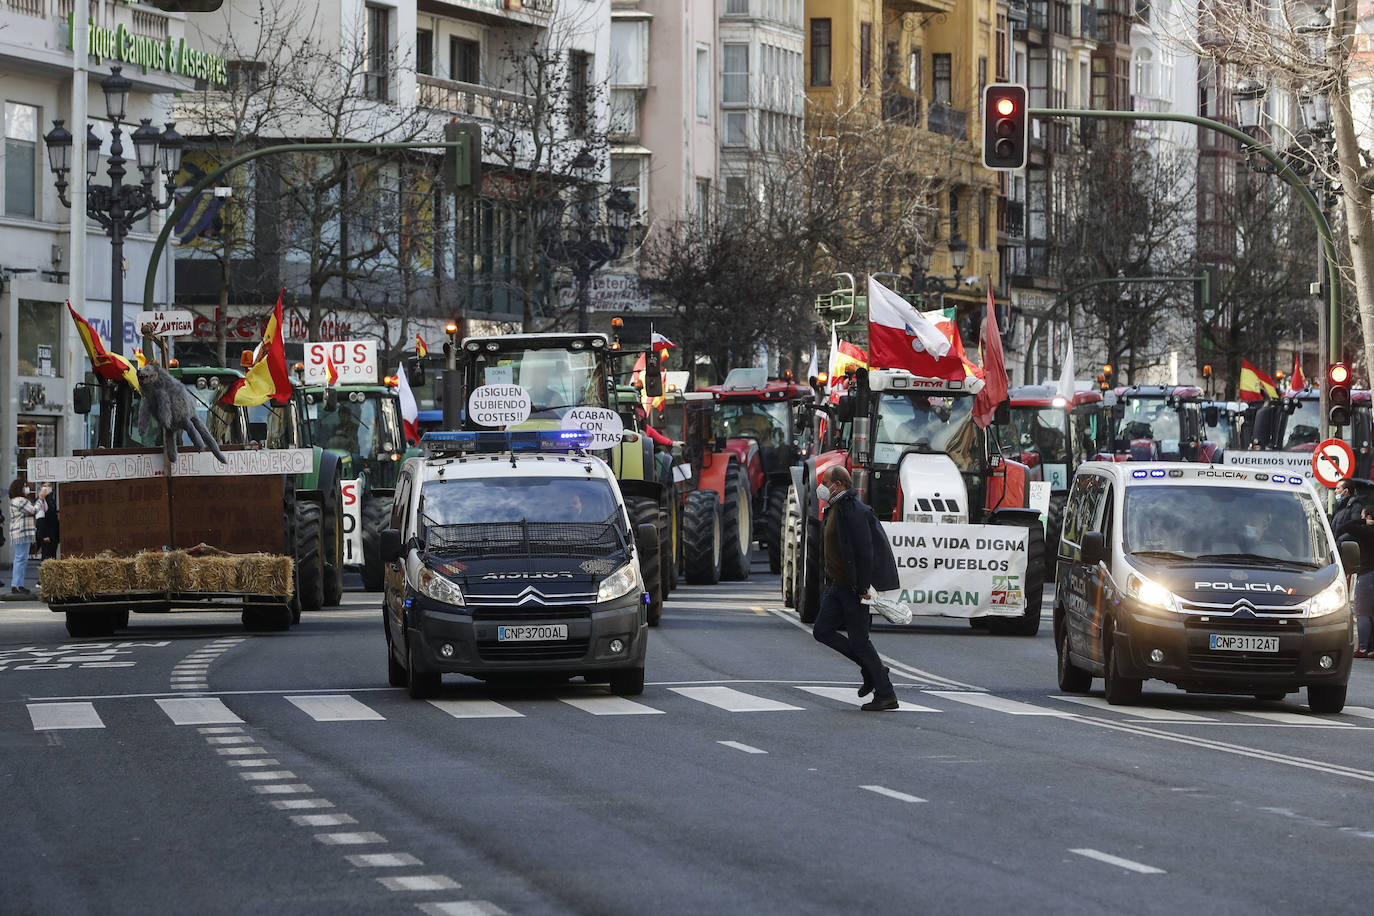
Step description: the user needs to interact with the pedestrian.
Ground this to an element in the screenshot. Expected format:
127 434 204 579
812 465 901 710
1331 479 1363 532
1336 504 1374 658
7 478 49 595
35 484 59 561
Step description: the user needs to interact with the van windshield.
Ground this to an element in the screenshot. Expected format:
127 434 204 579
1124 485 1332 567
420 477 619 525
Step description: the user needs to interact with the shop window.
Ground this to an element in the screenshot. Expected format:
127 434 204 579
17 299 62 377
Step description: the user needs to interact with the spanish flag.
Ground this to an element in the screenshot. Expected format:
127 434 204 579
220 292 292 406
67 300 139 390
415 333 428 358
1239 358 1278 402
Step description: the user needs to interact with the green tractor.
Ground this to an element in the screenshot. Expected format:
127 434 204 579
300 379 409 591
455 332 671 625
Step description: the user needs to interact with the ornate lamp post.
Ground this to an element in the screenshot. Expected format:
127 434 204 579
43 67 184 354
906 238 969 303
544 152 636 332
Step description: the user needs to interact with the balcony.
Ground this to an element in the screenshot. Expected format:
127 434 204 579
417 74 533 124
926 102 967 139
1004 200 1025 238
434 0 554 26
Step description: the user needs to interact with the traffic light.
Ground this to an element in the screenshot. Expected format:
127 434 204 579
1328 362 1352 426
442 120 482 192
981 83 1029 171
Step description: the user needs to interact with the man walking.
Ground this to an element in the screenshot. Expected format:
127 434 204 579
812 466 900 710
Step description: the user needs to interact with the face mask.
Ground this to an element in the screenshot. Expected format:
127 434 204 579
816 483 832 503
22 487 30 496
1243 525 1259 540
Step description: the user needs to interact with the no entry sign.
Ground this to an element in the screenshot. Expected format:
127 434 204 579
1312 438 1355 488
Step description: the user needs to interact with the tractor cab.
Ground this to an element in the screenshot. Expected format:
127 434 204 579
87 365 249 450
1198 400 1243 462
1107 385 1205 461
1008 385 1105 491
303 382 407 490
700 367 813 497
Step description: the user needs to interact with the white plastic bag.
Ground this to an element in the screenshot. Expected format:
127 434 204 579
871 593 912 626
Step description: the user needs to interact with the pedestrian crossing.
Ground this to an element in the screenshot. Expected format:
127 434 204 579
21 684 1374 732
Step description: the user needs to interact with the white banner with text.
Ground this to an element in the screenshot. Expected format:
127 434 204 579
870 522 1031 620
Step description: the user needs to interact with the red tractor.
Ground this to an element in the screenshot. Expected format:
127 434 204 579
1104 385 1211 462
698 368 816 575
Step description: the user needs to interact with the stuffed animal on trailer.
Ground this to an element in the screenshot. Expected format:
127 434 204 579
135 362 229 469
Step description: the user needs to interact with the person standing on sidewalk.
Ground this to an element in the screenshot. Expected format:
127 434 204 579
8 479 49 595
1336 505 1374 658
812 466 901 710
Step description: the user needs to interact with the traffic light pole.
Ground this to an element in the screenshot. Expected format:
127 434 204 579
1029 108 1341 438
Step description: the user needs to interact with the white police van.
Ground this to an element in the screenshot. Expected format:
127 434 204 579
1054 462 1357 713
381 430 651 699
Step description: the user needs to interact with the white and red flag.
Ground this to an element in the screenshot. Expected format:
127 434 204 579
866 276 965 380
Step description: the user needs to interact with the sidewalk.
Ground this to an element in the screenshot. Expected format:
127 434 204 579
1 556 41 600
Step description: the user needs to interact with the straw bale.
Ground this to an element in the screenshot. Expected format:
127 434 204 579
236 554 294 596
186 556 239 592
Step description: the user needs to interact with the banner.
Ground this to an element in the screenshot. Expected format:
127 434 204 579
1222 450 1316 481
870 522 1031 620
340 478 363 565
29 449 314 483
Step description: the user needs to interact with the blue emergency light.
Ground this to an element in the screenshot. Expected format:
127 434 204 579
420 429 594 454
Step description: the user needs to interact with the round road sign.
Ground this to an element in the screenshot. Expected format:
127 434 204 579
1312 438 1355 488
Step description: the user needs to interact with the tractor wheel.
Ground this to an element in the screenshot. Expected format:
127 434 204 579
360 492 393 592
720 461 753 581
626 496 663 626
683 489 722 585
763 485 787 575
664 497 679 592
321 487 345 606
293 499 325 614
984 515 1044 636
796 517 822 625
781 490 797 608
1044 494 1065 583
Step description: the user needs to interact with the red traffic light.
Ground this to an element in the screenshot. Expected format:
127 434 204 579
1329 363 1350 385
995 97 1016 117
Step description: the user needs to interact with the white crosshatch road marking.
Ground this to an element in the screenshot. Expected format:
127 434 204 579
925 691 1077 717
860 785 927 804
347 852 422 867
287 695 385 722
1070 848 1166 874
157 697 242 725
669 686 804 712
28 702 104 730
377 875 461 891
558 695 664 716
429 698 524 719
796 686 937 711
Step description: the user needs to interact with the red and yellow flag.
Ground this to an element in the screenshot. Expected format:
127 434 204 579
67 300 139 390
1239 358 1278 402
220 292 292 406
415 333 428 358
133 349 147 368
1290 354 1306 393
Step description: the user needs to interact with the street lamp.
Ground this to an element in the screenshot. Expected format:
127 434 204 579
43 67 184 354
543 154 636 332
906 239 968 298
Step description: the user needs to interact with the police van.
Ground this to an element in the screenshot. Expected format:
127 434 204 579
1054 462 1357 713
381 430 651 699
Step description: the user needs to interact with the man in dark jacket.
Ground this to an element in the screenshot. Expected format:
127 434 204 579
812 465 901 710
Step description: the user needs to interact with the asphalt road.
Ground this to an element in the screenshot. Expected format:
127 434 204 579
3 560 1373 915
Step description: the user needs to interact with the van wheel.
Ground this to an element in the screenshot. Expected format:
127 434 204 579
608 665 645 697
1307 683 1347 714
385 622 407 688
1056 616 1092 693
1102 629 1141 706
406 637 441 700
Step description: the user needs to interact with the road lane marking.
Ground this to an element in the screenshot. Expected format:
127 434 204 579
1069 848 1166 874
926 691 1077 717
718 741 768 754
1051 696 1213 721
291 814 359 827
28 702 103 730
1235 709 1354 727
559 696 664 715
157 697 242 725
253 784 314 794
378 875 461 891
216 746 268 756
860 785 927 804
287 695 385 722
206 735 255 745
796 686 939 711
428 698 524 719
346 853 422 867
198 726 243 734
227 758 280 767
669 686 804 712
239 771 298 781
271 799 335 810
1343 706 1374 720
314 832 387 846
418 901 509 915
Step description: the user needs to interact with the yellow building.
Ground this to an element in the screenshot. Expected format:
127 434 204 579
804 0 1006 318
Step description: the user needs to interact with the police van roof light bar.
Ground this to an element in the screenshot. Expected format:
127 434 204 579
420 429 594 455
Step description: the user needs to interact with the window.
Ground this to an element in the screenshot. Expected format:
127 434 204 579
416 29 433 75
909 48 921 95
570 51 591 136
725 111 749 146
810 19 831 86
695 45 710 120
860 22 871 89
611 155 644 217
4 102 37 219
995 14 1007 80
1133 48 1153 99
16 300 61 377
978 56 987 99
725 177 748 221
610 19 648 87
364 5 390 100
450 37 479 84
696 178 710 231
933 53 951 104
978 191 989 250
726 0 749 13
610 89 639 135
723 43 749 104
948 188 960 240
1091 56 1108 109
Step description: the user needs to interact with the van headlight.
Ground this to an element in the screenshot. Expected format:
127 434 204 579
1307 578 1348 617
417 566 465 607
1126 572 1179 613
597 561 641 603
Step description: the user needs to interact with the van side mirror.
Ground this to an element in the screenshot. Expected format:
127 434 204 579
324 387 339 412
1081 531 1107 565
73 384 93 415
381 528 403 563
1340 539 1361 574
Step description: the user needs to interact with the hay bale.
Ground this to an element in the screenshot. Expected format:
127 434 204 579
134 551 173 591
237 554 294 596
186 556 239 593
38 556 138 601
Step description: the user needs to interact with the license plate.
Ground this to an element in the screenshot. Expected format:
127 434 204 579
1209 634 1279 653
497 625 568 642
